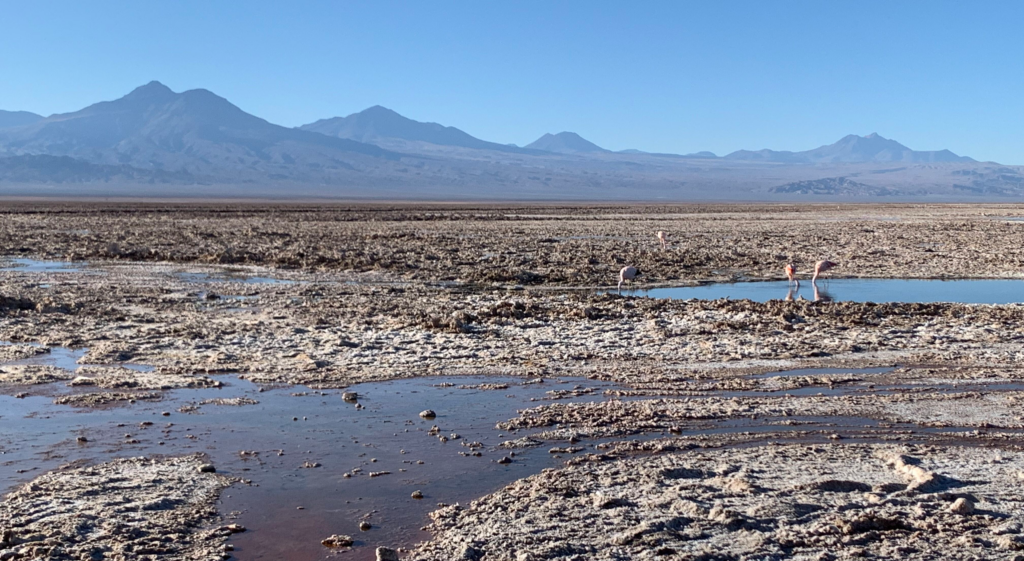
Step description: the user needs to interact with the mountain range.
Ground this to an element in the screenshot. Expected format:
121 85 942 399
525 132 608 154
0 110 44 130
0 82 397 182
0 81 1019 201
300 105 531 154
723 133 973 164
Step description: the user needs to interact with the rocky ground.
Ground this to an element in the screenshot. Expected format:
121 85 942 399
0 454 238 561
1 202 1024 286
414 443 1024 560
1 202 1024 560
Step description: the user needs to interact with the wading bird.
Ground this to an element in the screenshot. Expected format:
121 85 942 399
618 266 641 292
812 259 837 283
785 263 798 286
657 231 667 249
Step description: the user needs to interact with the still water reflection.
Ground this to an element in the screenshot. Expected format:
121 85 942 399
630 278 1024 304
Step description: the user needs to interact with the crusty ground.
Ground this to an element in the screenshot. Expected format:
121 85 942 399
3 203 1024 559
0 455 235 561
413 443 1024 560
2 203 1024 286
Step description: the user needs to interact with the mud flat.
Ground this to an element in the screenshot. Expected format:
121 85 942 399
413 444 1024 560
3 202 1024 286
1 202 1024 560
0 455 236 561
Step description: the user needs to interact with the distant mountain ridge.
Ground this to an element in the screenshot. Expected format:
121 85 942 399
0 81 1016 201
725 133 973 163
0 110 44 129
0 81 397 181
619 148 718 159
0 154 197 183
526 132 607 154
299 106 531 154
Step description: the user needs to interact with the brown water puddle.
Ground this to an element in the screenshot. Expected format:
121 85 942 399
4 351 1024 560
0 373 628 561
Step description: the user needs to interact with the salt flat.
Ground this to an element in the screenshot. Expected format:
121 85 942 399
2 203 1024 560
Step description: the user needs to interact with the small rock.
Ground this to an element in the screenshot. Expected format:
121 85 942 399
223 524 246 533
321 534 354 548
197 464 217 473
359 521 372 531
342 392 358 402
376 547 400 561
76 436 88 443
497 456 513 464
950 497 975 515
996 534 1024 551
420 410 436 419
161 411 170 417
411 490 424 499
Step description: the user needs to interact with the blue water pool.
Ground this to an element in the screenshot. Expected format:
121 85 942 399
625 278 1024 304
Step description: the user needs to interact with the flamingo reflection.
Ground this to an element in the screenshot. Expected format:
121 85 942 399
813 283 833 303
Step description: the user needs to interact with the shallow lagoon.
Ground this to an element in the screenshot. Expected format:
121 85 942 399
627 278 1024 304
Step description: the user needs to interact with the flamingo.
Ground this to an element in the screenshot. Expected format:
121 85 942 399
656 231 667 250
812 259 837 284
785 263 799 286
618 266 641 292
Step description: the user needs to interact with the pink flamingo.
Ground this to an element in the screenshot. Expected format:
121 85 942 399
785 263 798 286
618 266 641 291
812 259 837 284
656 231 667 250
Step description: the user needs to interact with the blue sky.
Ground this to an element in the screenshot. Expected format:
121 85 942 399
1 1 1021 163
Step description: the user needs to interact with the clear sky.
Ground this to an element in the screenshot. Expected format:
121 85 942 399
2 1 1021 163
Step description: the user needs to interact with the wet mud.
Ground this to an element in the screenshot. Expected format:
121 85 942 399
0 372 636 561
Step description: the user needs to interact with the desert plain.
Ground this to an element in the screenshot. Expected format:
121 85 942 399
3 202 1024 560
